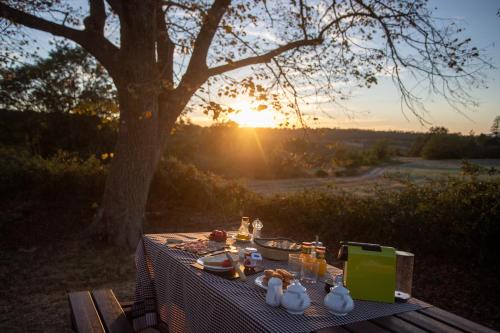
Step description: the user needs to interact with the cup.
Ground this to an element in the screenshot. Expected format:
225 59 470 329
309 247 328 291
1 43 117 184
301 259 319 283
288 254 302 280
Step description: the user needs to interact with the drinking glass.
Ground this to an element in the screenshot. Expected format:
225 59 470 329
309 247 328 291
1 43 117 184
395 251 414 301
288 254 302 280
301 259 319 283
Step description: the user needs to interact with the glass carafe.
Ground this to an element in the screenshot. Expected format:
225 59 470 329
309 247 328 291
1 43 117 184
252 218 263 239
236 217 251 241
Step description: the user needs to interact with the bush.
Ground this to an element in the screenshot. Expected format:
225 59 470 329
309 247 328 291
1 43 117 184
3 146 499 269
0 148 255 215
147 156 257 214
421 134 465 159
0 109 116 158
315 169 329 178
0 146 106 201
248 177 500 267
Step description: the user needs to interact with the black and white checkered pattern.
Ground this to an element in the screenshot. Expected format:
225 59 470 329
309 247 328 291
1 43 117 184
133 234 423 333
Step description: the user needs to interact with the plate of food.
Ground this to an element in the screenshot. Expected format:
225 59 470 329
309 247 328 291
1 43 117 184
254 269 294 290
170 239 226 255
197 253 238 272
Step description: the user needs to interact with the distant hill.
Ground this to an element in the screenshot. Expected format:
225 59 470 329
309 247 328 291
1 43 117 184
2 109 498 179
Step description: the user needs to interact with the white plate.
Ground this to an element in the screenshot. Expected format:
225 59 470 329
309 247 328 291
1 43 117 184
254 275 268 290
197 253 236 272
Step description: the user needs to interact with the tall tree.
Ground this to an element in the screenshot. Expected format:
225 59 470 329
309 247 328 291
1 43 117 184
0 0 489 247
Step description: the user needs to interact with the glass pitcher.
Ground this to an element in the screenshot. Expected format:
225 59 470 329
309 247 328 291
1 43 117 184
236 217 251 241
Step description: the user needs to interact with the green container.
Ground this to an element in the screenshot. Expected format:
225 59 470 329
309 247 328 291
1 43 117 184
338 242 396 303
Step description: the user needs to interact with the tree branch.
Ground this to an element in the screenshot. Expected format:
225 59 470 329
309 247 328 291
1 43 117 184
299 0 308 38
186 0 230 73
1 3 86 43
105 0 123 17
0 3 120 76
207 38 323 77
156 2 174 86
84 0 106 34
174 0 230 102
163 1 204 13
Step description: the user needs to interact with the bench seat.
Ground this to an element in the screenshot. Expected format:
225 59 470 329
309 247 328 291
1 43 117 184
68 289 134 333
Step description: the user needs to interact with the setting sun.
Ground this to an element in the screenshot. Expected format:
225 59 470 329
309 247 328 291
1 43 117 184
228 101 279 128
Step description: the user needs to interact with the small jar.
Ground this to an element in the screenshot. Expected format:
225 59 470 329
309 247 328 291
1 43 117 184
300 242 313 261
243 247 258 268
315 247 327 277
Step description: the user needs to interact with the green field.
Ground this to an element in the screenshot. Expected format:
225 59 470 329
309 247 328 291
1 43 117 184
245 158 500 195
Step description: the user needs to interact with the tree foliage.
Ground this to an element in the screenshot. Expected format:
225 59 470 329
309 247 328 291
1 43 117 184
0 0 490 122
411 124 500 159
491 116 500 139
0 44 117 118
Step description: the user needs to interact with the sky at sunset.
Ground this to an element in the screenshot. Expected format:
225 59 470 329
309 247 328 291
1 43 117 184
20 0 500 134
192 0 500 134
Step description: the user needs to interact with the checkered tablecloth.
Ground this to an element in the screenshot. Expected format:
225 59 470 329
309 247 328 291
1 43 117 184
132 233 423 333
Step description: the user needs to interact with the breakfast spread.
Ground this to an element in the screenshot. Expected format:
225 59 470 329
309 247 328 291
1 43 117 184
262 268 294 288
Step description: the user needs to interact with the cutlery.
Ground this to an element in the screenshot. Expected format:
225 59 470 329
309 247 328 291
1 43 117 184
225 251 246 281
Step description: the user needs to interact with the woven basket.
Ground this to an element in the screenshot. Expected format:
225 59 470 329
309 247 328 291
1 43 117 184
253 237 301 261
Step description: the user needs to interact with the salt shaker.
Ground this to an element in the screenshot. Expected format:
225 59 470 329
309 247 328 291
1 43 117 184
252 218 263 239
266 277 283 307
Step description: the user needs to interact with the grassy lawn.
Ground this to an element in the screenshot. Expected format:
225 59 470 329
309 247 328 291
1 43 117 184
0 241 136 332
245 158 500 195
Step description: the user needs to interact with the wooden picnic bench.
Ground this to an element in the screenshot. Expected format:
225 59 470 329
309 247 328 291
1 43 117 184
68 288 498 332
68 289 134 333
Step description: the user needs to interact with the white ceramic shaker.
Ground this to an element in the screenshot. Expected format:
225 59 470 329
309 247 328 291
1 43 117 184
281 280 311 314
266 277 283 307
324 279 354 316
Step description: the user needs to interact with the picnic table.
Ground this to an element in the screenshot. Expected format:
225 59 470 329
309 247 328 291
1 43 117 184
130 232 498 333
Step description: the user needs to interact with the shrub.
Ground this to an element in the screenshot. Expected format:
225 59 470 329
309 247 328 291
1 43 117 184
248 177 500 267
0 148 255 215
148 156 257 214
421 134 465 159
0 146 106 201
3 146 499 269
315 169 329 178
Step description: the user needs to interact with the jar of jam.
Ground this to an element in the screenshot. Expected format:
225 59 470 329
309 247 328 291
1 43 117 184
243 247 258 268
300 242 313 261
315 246 327 277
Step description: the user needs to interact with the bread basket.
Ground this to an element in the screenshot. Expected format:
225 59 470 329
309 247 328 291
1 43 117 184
253 237 301 261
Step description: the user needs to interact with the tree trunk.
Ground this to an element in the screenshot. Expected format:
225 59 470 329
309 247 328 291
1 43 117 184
91 85 168 248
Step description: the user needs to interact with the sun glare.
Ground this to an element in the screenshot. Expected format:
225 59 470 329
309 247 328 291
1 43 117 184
228 101 279 128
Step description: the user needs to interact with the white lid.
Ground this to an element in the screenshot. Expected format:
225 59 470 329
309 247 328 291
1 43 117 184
332 282 350 296
268 277 283 287
252 218 263 229
286 280 306 293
